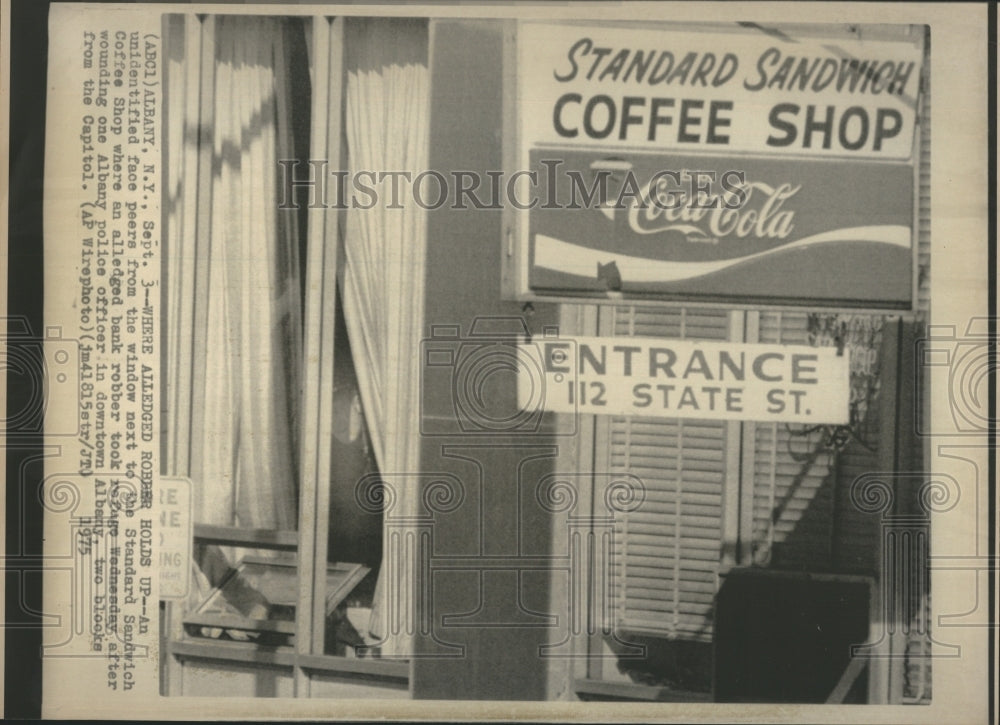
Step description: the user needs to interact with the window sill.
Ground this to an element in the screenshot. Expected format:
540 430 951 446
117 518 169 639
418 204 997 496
573 677 711 703
170 637 409 683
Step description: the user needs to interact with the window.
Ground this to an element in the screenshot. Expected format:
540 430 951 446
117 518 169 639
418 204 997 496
573 309 916 703
575 305 733 698
160 13 428 697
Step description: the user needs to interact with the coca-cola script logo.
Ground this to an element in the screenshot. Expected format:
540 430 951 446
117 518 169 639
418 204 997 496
627 176 800 242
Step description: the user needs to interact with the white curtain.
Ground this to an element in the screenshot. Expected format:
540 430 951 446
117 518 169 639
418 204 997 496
341 18 429 656
165 16 301 606
200 16 300 532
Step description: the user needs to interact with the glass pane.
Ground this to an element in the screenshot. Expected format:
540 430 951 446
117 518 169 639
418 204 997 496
161 14 313 660
323 288 383 656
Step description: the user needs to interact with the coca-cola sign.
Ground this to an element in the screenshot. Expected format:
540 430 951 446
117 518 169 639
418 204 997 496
506 22 923 311
627 177 799 242
526 149 914 309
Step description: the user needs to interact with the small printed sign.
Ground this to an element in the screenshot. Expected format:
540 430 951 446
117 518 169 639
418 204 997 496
518 335 850 424
158 476 192 599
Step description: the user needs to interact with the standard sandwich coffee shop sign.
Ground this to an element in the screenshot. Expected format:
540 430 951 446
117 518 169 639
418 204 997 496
504 21 924 310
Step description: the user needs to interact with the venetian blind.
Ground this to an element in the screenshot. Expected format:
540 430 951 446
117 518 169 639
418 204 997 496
604 305 730 641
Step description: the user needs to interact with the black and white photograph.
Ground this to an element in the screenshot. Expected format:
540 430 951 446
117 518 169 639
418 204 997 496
2 0 995 720
156 9 937 703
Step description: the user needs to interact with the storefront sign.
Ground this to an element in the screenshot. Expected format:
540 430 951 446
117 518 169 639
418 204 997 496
518 336 850 424
517 22 923 160
524 150 913 307
507 22 923 311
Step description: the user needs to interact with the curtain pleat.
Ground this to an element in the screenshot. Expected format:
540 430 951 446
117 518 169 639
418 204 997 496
341 18 429 656
165 16 302 610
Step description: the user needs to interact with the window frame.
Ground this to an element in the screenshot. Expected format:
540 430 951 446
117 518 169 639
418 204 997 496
160 14 412 698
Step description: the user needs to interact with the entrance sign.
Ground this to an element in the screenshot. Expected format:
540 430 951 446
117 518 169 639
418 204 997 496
518 335 850 424
504 21 925 311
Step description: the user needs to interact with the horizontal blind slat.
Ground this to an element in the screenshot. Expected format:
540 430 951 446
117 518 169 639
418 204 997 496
606 305 728 640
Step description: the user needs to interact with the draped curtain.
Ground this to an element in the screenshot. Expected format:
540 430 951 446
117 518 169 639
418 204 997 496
164 14 428 646
340 18 429 655
165 16 301 604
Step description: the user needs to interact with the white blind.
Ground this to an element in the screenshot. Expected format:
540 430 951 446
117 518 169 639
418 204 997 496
605 305 730 641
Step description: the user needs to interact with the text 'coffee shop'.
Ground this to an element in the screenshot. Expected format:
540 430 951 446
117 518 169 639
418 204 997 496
158 16 931 704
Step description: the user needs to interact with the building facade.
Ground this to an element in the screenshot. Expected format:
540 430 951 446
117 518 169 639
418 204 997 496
160 14 932 703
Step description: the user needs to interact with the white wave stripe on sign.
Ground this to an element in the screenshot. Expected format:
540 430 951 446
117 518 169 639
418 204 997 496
534 225 911 284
